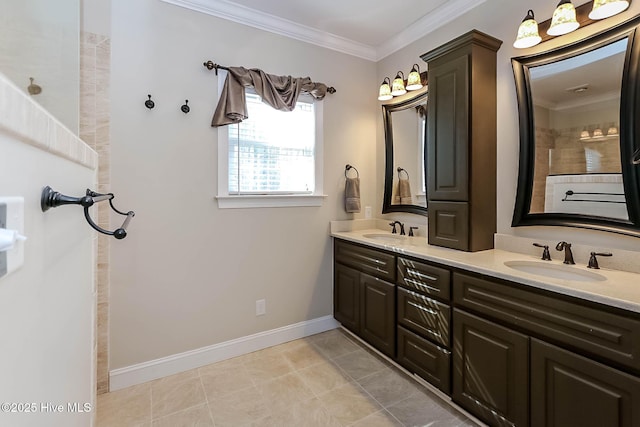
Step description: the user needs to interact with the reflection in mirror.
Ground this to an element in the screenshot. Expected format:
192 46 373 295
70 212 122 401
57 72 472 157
512 15 640 236
390 104 426 207
382 91 428 216
529 38 627 219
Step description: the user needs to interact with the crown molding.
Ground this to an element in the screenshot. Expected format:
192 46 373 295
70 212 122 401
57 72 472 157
159 0 378 61
377 0 487 60
159 0 486 62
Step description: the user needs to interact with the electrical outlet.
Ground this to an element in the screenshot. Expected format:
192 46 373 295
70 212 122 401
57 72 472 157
256 299 266 316
365 206 372 219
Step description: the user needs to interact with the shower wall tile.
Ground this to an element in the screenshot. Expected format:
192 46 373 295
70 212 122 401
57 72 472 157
81 31 111 395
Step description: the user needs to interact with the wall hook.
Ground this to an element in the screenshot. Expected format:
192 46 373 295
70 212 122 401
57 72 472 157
181 99 190 114
145 94 155 109
41 186 135 240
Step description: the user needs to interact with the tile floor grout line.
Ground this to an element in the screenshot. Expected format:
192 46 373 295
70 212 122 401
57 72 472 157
196 373 217 427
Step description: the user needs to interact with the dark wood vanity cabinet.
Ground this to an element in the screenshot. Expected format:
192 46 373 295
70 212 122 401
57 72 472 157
333 263 360 332
421 30 502 252
333 240 396 357
333 240 453 387
530 339 640 427
396 256 453 394
333 239 640 426
360 273 395 357
453 271 640 427
453 308 529 427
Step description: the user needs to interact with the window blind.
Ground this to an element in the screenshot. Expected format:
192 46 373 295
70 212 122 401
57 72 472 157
228 92 316 194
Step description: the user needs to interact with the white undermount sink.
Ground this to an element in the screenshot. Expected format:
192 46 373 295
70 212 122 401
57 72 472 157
503 260 606 282
362 233 407 243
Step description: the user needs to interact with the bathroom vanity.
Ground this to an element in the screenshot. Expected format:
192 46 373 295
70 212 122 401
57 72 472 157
332 229 640 427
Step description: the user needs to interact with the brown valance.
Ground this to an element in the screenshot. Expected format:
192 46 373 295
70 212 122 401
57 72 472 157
211 66 329 127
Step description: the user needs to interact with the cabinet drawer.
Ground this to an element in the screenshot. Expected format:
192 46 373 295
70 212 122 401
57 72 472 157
398 257 450 301
334 240 396 282
397 326 451 394
454 272 640 373
398 287 450 347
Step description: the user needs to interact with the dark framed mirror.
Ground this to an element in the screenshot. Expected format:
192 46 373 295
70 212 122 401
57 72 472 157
512 15 640 237
382 91 428 216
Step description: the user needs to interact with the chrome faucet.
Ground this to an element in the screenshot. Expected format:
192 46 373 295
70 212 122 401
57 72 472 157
389 221 405 235
555 241 575 264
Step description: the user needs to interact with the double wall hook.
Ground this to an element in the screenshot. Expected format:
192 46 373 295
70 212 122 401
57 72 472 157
41 186 135 240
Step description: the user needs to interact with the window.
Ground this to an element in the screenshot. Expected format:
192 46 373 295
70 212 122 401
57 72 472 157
217 71 325 208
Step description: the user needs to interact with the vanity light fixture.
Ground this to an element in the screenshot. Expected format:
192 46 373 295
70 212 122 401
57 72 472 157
514 10 542 48
548 0 580 36
406 64 424 91
592 126 604 138
391 71 407 96
607 124 619 136
378 77 393 101
580 128 591 139
589 0 630 19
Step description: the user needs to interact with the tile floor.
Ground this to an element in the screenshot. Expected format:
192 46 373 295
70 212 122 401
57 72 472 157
97 329 477 427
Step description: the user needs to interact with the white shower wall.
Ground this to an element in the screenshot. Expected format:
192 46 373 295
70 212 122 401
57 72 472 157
0 74 97 427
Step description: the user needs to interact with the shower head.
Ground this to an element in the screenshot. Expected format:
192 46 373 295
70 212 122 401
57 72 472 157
27 77 42 95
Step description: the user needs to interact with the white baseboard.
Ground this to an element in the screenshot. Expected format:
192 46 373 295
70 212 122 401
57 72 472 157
109 315 339 391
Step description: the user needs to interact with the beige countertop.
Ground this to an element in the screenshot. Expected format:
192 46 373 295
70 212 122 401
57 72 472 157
331 228 640 314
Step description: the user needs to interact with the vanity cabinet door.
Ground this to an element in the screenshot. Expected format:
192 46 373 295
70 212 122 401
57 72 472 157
427 201 469 251
427 54 469 202
531 338 640 427
360 273 396 358
334 263 360 334
453 309 529 427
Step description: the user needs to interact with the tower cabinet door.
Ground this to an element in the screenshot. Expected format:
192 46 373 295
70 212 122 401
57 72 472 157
453 309 529 427
334 263 360 333
531 338 640 427
427 54 469 202
360 273 396 358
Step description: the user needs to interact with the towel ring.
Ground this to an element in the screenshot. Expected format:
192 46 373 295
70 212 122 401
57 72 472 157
345 164 359 179
397 167 410 179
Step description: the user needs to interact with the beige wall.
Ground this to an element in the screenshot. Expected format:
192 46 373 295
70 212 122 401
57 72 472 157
109 0 377 369
0 75 95 427
377 0 640 251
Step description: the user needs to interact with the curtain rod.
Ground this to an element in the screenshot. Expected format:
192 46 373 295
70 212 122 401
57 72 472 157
203 60 336 94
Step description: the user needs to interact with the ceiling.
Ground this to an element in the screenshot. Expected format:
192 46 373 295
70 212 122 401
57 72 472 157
160 0 487 61
530 39 627 110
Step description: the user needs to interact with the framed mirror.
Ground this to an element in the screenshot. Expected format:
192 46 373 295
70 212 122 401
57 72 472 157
512 15 640 236
382 91 428 216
